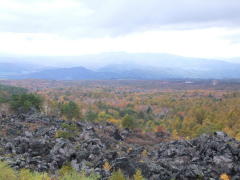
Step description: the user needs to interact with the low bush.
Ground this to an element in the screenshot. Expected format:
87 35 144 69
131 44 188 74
108 170 126 180
0 161 17 180
18 169 51 180
0 161 100 180
10 93 43 112
59 170 99 180
55 130 75 139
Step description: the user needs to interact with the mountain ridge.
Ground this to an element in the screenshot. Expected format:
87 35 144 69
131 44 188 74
2 53 240 79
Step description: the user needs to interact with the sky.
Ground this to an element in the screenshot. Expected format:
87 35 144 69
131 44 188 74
1 0 240 60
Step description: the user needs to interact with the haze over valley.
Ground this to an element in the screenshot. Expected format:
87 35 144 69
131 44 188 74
1 52 240 80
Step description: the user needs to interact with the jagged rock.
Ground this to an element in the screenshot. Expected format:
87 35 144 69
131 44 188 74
113 129 123 141
51 139 75 159
76 151 90 161
112 157 136 176
24 131 33 137
71 159 80 171
1 112 240 179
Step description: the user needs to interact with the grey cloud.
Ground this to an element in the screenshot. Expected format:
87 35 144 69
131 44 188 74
1 0 240 37
88 0 240 33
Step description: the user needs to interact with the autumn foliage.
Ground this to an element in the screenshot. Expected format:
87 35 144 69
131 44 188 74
1 79 240 139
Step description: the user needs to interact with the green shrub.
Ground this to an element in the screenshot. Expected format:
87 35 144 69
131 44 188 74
10 93 43 112
85 111 98 122
0 84 27 95
60 101 80 120
61 123 79 131
122 114 135 129
55 130 75 139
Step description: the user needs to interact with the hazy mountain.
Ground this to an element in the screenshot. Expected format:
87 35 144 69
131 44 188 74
0 61 47 79
3 53 240 80
1 52 236 69
226 57 240 64
12 67 120 80
97 54 240 79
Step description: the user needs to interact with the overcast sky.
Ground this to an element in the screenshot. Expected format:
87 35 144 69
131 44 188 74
1 0 240 59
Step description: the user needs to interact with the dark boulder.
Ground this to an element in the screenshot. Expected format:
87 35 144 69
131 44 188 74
1 112 240 179
111 157 136 176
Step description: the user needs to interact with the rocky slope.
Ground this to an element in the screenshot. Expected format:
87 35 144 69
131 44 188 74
0 112 240 179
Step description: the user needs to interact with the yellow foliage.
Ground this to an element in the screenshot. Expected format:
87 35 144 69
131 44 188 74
235 132 240 141
141 150 148 157
108 169 126 180
223 127 235 137
58 165 73 176
0 161 17 180
220 173 231 180
0 162 51 180
108 118 120 125
0 161 100 180
171 129 179 140
133 169 144 180
18 169 51 180
97 111 111 122
103 161 111 171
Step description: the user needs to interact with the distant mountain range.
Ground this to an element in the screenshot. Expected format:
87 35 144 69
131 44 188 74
0 62 46 79
1 53 240 80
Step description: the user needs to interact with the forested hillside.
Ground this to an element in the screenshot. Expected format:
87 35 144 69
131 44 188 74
19 79 240 140
1 80 240 139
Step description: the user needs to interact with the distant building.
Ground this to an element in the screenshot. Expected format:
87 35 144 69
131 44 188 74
184 81 193 84
212 80 218 86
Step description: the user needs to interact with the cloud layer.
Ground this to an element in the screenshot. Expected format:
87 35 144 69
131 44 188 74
1 0 240 59
1 0 240 37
